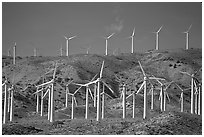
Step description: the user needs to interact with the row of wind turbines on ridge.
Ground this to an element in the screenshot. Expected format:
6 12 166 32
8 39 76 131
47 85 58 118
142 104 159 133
63 24 192 56
7 24 192 58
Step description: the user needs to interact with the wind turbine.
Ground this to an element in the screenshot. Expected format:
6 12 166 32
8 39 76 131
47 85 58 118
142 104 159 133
65 86 82 119
101 83 114 119
60 44 63 56
152 25 163 50
128 27 135 53
65 80 73 107
182 24 192 50
33 61 58 122
114 75 128 119
174 83 191 112
154 79 173 112
193 80 200 115
3 78 9 124
59 44 66 56
2 73 26 123
86 45 92 54
34 48 37 57
72 74 98 119
52 78 80 119
76 61 115 121
197 82 202 115
13 42 16 65
93 84 97 107
148 83 157 110
7 47 11 56
180 69 200 114
126 61 165 119
64 35 77 56
122 83 127 119
103 33 115 56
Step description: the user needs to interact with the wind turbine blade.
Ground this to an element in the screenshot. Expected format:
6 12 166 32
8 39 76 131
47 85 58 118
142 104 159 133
74 86 82 94
157 25 163 33
183 87 191 91
82 79 100 87
44 68 55 75
149 77 166 81
114 74 120 81
136 81 145 94
73 83 85 87
187 24 192 32
74 97 78 106
32 89 42 95
34 84 50 95
42 88 50 99
194 67 202 75
107 33 115 39
148 88 153 94
63 36 68 39
101 36 107 39
126 36 132 39
179 93 182 102
166 92 170 102
69 35 77 40
101 81 115 94
164 81 174 90
88 87 94 100
104 92 113 99
66 80 74 86
152 75 163 85
132 27 135 36
138 61 146 77
159 90 161 100
193 80 198 94
174 83 183 91
91 74 98 82
179 71 192 77
100 61 105 78
36 80 53 88
56 82 66 91
182 31 188 34
126 93 133 100
67 92 74 96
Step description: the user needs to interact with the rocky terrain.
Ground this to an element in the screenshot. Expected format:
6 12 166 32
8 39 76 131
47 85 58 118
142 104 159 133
2 48 202 135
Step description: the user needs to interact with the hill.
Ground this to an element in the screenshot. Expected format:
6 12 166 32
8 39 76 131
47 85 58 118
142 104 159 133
2 48 202 135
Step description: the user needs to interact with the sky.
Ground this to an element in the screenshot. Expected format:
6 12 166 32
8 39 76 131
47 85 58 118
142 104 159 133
2 2 202 57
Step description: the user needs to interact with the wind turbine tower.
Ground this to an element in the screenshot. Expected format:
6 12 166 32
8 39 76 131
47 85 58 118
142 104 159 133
104 33 115 56
183 24 192 50
7 48 11 56
60 44 63 56
34 48 37 57
64 35 77 56
153 25 163 50
13 42 16 65
129 27 135 53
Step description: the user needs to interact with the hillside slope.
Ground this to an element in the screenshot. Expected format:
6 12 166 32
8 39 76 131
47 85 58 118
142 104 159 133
2 48 202 135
